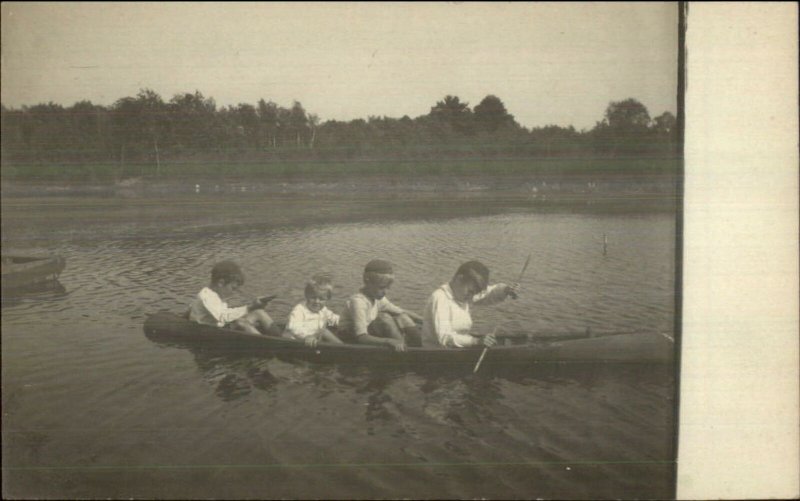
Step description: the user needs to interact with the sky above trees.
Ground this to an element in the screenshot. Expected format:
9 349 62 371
1 2 678 130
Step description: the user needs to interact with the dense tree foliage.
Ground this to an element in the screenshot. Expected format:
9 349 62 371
474 95 516 134
1 91 677 174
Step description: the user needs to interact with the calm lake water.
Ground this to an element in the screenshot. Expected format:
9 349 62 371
2 196 677 499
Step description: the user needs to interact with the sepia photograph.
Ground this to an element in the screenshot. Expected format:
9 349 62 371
5 2 792 499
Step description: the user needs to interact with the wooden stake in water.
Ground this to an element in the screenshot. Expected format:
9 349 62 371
603 233 608 255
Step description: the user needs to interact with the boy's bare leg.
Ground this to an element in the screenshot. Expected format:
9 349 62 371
233 317 262 334
372 313 404 341
319 328 344 344
242 310 282 336
395 313 423 347
248 310 272 328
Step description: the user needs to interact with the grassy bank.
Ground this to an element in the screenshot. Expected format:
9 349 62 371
2 157 679 247
1 157 679 183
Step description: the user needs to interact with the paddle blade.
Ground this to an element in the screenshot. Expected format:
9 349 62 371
473 347 489 373
517 253 532 281
258 294 277 306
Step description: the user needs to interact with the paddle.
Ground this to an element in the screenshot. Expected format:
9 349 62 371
508 252 531 300
238 288 277 309
473 327 497 373
473 254 532 373
257 294 277 307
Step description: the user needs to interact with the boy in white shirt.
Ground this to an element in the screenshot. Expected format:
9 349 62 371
189 260 278 335
423 260 520 348
284 275 344 347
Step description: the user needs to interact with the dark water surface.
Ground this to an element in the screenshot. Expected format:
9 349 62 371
2 196 677 499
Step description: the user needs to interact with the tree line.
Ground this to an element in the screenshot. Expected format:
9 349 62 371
1 90 677 171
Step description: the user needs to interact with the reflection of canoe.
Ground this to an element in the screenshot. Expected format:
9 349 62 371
1 254 66 289
144 312 674 367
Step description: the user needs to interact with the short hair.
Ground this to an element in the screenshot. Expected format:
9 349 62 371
364 259 393 274
454 260 489 291
364 270 394 287
363 259 394 286
305 274 333 300
211 260 245 286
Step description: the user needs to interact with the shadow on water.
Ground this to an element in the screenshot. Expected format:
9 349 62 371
332 359 674 449
1 280 68 308
192 350 281 401
144 333 282 401
148 333 674 449
138 325 676 498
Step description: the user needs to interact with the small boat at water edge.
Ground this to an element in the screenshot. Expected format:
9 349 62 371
1 254 66 289
144 312 675 368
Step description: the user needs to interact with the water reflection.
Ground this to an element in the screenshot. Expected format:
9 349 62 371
1 280 68 308
145 332 281 400
192 352 280 401
421 376 502 429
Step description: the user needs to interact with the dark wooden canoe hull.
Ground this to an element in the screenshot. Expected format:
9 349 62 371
143 312 675 367
1 255 66 289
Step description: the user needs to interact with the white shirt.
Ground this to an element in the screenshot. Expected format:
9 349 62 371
284 302 340 339
189 287 248 327
422 283 506 348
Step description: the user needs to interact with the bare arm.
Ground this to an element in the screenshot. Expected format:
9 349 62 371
472 283 519 306
381 298 423 324
403 310 424 324
198 289 248 325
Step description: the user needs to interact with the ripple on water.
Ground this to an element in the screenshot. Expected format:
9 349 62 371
2 210 676 499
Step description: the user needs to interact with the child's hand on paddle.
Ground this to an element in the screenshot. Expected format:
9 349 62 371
481 332 498 347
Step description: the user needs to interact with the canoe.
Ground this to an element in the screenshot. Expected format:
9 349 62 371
143 312 675 368
1 254 66 289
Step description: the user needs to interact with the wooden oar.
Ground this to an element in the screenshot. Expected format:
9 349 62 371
474 254 532 373
508 252 531 300
256 294 277 307
473 327 497 373
237 288 277 309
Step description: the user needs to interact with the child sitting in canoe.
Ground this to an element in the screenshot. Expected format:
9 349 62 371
422 260 520 348
337 259 423 351
284 275 344 347
189 260 279 335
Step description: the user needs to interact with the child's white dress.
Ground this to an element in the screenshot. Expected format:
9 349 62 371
284 301 340 339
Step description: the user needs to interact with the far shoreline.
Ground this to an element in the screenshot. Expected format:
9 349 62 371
1 171 676 201
1 173 678 249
